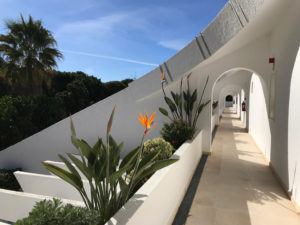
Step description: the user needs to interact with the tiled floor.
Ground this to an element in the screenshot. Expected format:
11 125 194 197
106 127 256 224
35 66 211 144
185 110 300 225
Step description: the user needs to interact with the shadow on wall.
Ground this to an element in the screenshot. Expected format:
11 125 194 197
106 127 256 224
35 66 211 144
248 73 271 160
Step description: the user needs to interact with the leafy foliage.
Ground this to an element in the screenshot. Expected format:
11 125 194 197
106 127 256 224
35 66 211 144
15 199 102 225
46 71 133 114
159 74 210 132
0 168 22 191
0 15 62 90
0 77 11 96
43 108 177 224
0 95 66 150
159 73 210 148
0 15 134 151
0 72 133 151
161 120 195 149
143 138 174 160
0 96 36 149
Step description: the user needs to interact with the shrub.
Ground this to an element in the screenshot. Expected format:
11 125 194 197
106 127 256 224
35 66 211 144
0 77 11 96
0 168 22 191
43 109 177 224
159 73 210 135
0 73 131 151
161 120 195 149
0 95 66 150
15 199 102 225
0 96 36 150
143 138 174 160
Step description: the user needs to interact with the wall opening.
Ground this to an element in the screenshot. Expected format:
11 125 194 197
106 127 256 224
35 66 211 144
211 68 271 158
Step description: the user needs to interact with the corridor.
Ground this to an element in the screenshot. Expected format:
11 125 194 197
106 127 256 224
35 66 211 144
185 111 300 225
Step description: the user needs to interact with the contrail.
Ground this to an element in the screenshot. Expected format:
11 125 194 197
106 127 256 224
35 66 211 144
62 49 158 67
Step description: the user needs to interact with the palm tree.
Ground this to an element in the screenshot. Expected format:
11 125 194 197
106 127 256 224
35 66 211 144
0 15 62 93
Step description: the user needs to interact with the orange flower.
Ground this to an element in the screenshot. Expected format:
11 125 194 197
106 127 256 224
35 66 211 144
138 112 157 135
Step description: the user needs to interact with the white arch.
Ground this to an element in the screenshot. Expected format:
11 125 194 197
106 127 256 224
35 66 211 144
288 46 300 204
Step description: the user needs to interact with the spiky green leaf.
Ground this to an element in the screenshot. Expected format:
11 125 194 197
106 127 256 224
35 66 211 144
107 106 116 135
159 107 169 117
43 162 83 190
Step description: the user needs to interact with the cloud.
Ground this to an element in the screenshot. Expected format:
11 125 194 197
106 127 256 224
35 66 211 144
56 13 129 35
62 49 158 66
158 39 189 51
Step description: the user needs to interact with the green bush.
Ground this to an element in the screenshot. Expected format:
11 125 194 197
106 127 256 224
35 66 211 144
143 138 174 160
0 95 66 150
0 96 36 150
159 74 210 135
15 199 102 225
43 109 177 224
0 77 11 96
0 168 22 191
0 72 132 151
161 120 195 149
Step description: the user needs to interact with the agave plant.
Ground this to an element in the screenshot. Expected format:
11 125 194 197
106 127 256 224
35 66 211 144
43 108 177 224
159 73 210 134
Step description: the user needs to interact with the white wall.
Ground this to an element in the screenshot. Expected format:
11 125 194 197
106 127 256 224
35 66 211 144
248 74 271 159
106 131 203 225
288 46 300 205
0 189 84 222
14 171 90 201
266 0 300 197
0 130 202 224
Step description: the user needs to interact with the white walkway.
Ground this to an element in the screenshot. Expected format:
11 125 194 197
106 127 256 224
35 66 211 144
185 111 300 225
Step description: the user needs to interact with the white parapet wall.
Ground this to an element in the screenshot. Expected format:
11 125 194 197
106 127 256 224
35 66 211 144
0 130 202 224
14 171 90 201
106 130 203 225
0 189 84 222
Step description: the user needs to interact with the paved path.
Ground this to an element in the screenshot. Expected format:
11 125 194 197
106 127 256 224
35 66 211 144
185 111 300 225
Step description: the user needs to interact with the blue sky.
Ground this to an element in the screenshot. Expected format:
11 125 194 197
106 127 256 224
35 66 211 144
0 0 227 81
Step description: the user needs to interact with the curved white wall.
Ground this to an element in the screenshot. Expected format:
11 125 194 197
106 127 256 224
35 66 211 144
288 46 300 205
248 74 271 159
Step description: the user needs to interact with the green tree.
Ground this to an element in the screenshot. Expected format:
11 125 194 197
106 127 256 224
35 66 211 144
0 15 62 93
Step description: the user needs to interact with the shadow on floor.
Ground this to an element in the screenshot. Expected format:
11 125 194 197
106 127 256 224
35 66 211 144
172 155 208 225
172 112 300 225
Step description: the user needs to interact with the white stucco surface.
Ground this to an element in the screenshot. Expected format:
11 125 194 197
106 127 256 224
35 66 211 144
288 47 300 205
0 189 84 222
106 131 203 225
14 171 90 201
248 74 271 159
